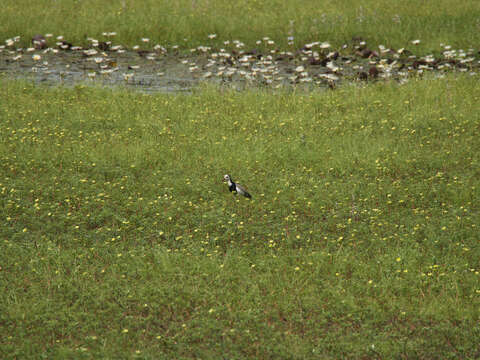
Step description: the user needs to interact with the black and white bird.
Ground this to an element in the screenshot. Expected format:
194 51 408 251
223 174 252 198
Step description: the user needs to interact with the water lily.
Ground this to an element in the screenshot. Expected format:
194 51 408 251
83 49 98 56
326 61 339 72
320 73 339 81
295 65 305 72
153 44 166 52
304 42 319 49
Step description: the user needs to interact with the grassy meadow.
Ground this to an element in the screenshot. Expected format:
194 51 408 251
2 0 480 52
0 76 479 358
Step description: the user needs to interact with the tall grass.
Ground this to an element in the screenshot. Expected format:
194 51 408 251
2 0 480 52
0 76 479 358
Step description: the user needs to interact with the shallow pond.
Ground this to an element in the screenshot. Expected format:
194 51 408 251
1 39 478 93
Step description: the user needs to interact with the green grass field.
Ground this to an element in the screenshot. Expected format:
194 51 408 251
2 0 480 52
0 76 479 358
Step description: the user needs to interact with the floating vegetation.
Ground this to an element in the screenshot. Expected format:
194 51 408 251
0 34 479 92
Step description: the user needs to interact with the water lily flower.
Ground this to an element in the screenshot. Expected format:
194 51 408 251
320 73 339 81
326 61 339 72
83 49 98 56
153 44 166 52
304 42 319 49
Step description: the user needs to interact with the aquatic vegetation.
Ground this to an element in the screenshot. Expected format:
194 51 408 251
1 33 479 92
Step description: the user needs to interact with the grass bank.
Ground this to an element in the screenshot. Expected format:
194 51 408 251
0 77 479 358
2 0 480 52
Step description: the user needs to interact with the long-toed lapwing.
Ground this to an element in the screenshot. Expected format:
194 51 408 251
223 174 252 198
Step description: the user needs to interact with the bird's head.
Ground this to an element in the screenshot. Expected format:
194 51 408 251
223 174 231 183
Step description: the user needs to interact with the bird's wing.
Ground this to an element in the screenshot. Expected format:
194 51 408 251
236 183 247 193
236 183 252 197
